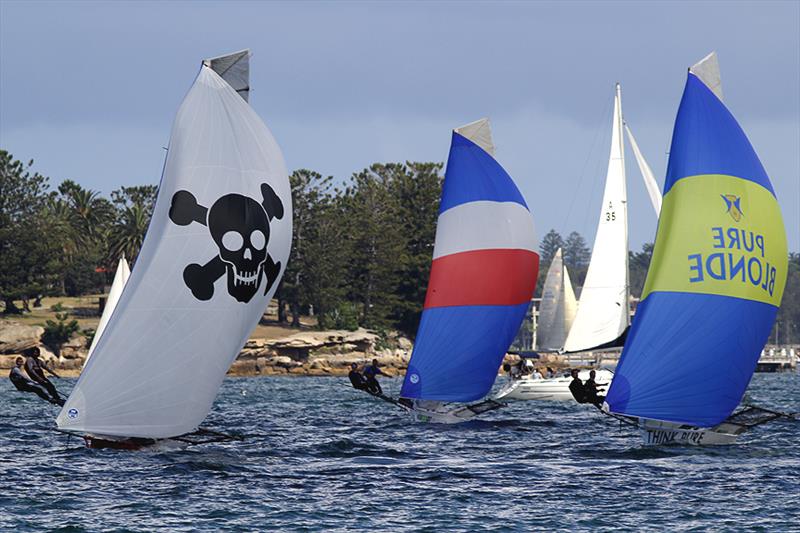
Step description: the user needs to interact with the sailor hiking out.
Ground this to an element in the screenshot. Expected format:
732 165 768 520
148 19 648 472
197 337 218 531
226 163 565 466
362 359 388 395
348 363 369 392
8 356 61 405
23 348 64 406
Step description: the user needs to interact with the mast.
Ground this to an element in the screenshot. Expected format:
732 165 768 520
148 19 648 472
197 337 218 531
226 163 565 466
617 83 630 327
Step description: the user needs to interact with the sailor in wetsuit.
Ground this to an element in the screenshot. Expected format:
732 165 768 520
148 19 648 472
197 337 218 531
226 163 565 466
362 359 387 395
568 369 587 404
348 362 368 391
23 347 64 406
8 357 59 404
583 369 605 407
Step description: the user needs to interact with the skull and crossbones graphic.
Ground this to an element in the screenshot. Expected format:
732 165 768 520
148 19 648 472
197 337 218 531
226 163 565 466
168 183 284 303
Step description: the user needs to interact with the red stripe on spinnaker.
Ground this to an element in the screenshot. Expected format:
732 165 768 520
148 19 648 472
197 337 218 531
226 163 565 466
424 249 539 309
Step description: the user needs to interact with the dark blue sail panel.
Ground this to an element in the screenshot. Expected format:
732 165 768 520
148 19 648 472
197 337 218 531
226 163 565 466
665 74 773 196
400 303 529 401
605 292 777 427
438 132 528 214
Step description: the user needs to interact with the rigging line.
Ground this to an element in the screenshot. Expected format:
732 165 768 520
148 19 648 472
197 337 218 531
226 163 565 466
559 90 614 239
598 408 638 428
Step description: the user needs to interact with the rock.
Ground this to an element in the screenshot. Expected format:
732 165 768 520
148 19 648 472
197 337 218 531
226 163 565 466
0 354 20 369
0 322 44 354
265 328 380 360
288 366 307 375
60 336 87 360
309 359 329 370
397 337 413 351
266 355 294 367
244 338 268 350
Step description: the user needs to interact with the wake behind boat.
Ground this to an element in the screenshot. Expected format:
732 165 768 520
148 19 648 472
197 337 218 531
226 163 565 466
362 119 539 423
598 52 793 446
54 50 292 449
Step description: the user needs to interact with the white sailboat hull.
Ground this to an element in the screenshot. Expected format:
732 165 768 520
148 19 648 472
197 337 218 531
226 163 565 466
494 369 613 401
639 419 743 446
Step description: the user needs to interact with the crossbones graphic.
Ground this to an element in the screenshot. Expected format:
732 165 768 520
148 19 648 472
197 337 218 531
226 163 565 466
168 183 284 303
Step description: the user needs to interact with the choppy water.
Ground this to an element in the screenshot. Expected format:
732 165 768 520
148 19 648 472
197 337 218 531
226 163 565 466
1 373 799 531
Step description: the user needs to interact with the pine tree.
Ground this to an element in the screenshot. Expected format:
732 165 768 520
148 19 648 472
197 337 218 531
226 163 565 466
0 151 62 313
539 230 564 269
389 162 443 337
343 164 408 330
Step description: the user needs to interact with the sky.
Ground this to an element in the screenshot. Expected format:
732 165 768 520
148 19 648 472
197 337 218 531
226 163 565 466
1 0 798 251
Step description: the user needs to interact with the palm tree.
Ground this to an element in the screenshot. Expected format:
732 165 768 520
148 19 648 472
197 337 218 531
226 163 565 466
108 203 150 264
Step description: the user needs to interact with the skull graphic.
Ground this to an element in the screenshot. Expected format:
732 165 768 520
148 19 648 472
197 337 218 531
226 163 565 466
169 183 284 303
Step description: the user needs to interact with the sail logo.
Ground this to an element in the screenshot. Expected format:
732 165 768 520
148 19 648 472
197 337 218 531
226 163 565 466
688 227 778 297
721 194 743 222
67 408 79 419
168 184 285 303
642 174 787 307
409 373 420 384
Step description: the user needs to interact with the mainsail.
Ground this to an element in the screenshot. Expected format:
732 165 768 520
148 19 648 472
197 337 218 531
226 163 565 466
84 256 130 368
563 83 630 352
536 248 577 352
400 119 539 402
57 51 292 439
605 69 787 427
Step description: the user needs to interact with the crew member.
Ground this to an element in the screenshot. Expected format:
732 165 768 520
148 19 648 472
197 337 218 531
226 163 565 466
583 369 605 407
348 362 368 391
8 357 59 404
23 347 64 406
363 359 388 395
568 369 587 404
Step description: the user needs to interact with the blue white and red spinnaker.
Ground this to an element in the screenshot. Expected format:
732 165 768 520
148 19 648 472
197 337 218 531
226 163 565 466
401 125 539 403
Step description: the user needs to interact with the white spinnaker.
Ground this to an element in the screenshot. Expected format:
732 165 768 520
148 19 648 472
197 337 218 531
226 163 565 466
624 123 662 216
690 51 723 101
536 248 577 351
563 83 629 352
57 65 292 438
84 257 130 368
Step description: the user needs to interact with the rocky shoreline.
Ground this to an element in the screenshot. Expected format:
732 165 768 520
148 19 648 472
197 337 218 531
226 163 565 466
0 319 580 380
0 320 414 378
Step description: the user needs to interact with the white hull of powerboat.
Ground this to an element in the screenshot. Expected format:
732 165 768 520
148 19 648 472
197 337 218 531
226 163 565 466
494 369 613 401
639 418 743 446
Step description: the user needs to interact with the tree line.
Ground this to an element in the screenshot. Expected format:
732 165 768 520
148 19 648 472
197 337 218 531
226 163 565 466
1 149 798 343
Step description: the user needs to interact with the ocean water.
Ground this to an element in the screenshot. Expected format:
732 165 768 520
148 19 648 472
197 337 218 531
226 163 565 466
1 372 799 532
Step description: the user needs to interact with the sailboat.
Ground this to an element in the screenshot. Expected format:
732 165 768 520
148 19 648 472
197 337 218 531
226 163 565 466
494 248 613 401
55 50 292 448
602 53 790 445
536 248 577 352
84 256 130 368
389 118 539 423
497 84 659 401
563 83 631 353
